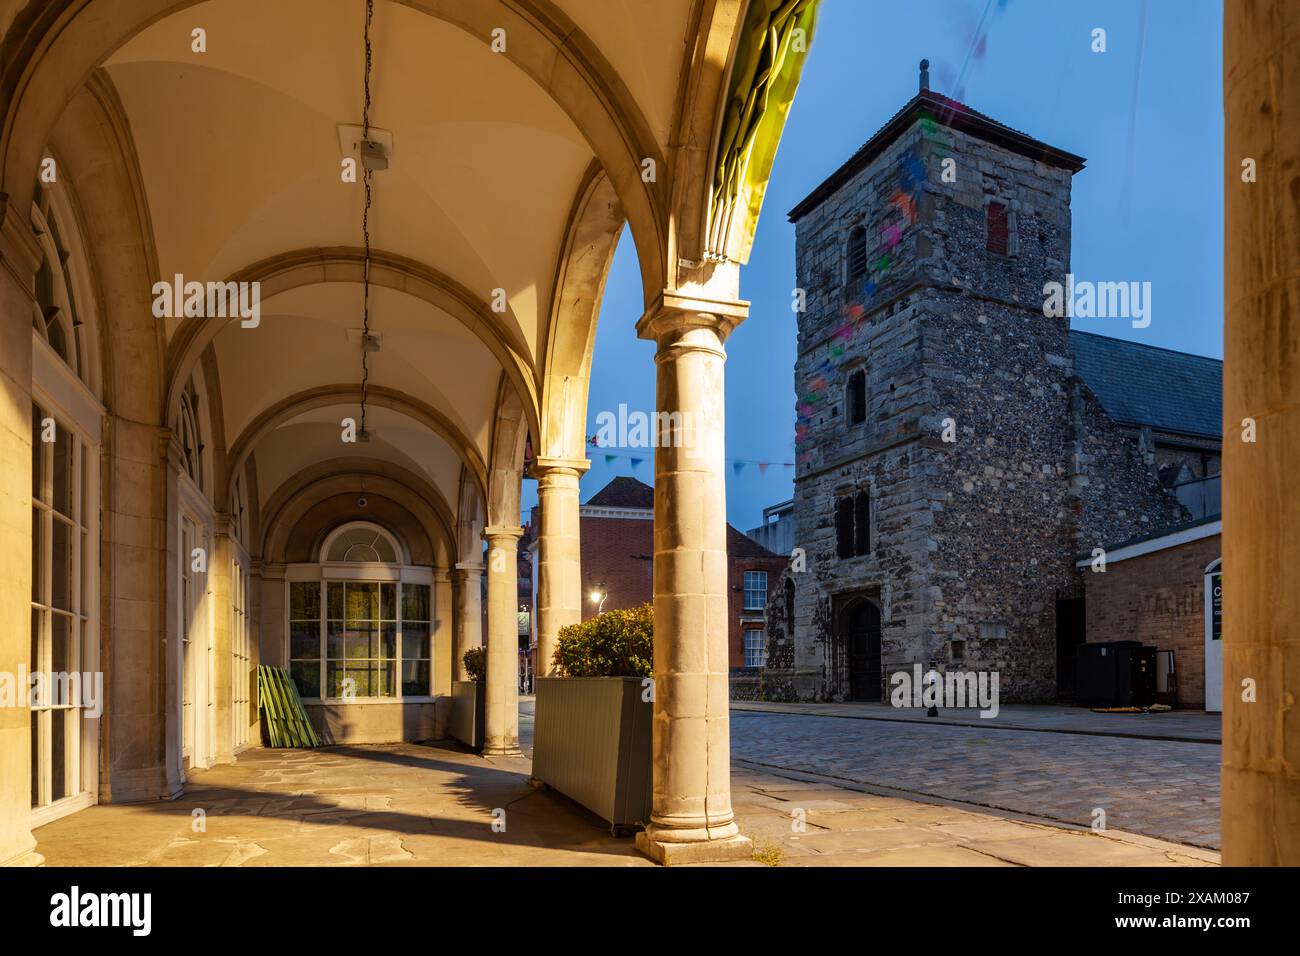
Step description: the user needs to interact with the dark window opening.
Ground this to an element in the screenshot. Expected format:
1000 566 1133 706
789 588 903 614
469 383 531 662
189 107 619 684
784 578 795 623
847 369 866 426
853 491 871 556
835 496 854 559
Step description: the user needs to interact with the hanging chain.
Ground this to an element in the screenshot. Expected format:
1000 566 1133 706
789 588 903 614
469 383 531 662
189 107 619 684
359 0 374 438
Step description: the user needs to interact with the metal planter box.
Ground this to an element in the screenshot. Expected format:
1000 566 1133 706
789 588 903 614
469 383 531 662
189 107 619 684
532 676 652 834
450 680 485 749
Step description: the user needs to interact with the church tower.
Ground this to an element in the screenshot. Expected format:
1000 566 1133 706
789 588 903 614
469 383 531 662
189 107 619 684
773 62 1091 702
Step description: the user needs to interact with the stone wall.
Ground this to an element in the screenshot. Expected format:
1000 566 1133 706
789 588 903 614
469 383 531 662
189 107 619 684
1083 533 1220 708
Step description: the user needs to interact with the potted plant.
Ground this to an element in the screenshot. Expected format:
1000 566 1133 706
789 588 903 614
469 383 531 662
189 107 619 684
532 604 653 834
450 646 487 749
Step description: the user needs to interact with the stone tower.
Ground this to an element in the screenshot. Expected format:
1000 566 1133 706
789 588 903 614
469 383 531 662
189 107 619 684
765 64 1177 703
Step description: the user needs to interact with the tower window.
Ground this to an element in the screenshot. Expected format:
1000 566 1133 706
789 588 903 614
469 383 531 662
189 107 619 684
835 496 854 559
847 226 868 281
853 491 871 556
986 201 1009 255
847 369 866 425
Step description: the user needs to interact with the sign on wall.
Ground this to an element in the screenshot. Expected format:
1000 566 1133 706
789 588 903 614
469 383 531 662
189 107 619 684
1204 563 1223 712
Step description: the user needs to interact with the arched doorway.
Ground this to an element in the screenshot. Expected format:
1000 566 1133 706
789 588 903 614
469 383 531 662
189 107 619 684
844 600 882 702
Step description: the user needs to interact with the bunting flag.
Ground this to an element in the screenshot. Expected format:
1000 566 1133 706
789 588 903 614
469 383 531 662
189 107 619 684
583 438 794 472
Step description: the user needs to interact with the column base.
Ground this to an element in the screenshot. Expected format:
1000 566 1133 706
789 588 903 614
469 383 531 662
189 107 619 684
481 746 524 758
636 830 754 866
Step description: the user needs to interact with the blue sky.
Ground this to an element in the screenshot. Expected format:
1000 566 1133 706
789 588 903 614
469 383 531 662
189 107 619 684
525 0 1223 529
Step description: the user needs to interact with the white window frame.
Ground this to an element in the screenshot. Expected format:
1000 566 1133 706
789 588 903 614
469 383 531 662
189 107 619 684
743 629 767 669
285 524 435 703
743 570 769 612
29 347 103 829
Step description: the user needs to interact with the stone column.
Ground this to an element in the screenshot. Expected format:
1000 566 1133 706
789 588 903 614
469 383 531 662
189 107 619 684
1221 0 1300 865
634 291 752 864
452 563 483 682
0 205 42 866
432 569 454 696
482 526 523 756
210 518 234 765
533 457 589 676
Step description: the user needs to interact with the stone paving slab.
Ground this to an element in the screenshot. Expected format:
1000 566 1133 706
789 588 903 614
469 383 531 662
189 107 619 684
31 741 1218 868
730 700 1222 743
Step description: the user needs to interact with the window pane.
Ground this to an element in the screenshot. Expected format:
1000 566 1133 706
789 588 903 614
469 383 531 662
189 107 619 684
289 623 320 660
402 584 430 622
402 628 430 662
51 613 71 682
51 708 66 801
380 582 396 621
31 508 42 603
345 625 375 660
327 621 345 660
30 713 39 808
31 404 44 500
326 661 346 698
290 661 320 699
51 517 72 611
376 661 395 697
326 581 344 620
401 659 430 697
379 622 397 659
52 423 72 517
289 581 320 621
345 583 377 624
345 662 374 698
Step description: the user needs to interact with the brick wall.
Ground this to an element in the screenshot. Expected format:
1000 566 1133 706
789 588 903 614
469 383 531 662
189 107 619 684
579 514 654 619
1083 533 1220 708
727 553 790 671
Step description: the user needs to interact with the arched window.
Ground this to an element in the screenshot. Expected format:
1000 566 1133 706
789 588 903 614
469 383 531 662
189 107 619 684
784 577 796 623
289 522 431 702
846 225 868 282
177 376 205 492
31 177 97 388
322 522 401 564
847 368 867 425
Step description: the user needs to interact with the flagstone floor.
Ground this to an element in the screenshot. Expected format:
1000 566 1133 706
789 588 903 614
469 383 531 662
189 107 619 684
32 740 1218 867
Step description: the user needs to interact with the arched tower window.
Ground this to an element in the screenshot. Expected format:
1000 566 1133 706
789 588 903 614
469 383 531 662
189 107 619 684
854 490 872 556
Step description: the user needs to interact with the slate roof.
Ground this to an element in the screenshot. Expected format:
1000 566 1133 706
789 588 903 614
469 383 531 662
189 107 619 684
584 476 654 509
1069 331 1223 440
789 89 1086 222
583 477 782 559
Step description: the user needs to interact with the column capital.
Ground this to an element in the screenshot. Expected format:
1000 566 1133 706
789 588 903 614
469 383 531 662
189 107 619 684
432 567 453 583
531 456 591 478
453 562 484 574
482 525 524 543
635 289 750 346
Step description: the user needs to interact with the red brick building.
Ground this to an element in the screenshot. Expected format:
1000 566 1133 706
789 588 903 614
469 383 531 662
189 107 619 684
1076 518 1222 710
526 477 787 684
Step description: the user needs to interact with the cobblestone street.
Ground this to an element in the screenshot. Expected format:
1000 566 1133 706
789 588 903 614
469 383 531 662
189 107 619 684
729 709 1221 849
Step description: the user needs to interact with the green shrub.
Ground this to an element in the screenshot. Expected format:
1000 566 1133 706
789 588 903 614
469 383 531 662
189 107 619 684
553 604 653 678
463 646 487 682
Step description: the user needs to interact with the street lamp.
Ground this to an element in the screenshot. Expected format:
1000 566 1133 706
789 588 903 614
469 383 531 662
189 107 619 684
589 585 609 614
